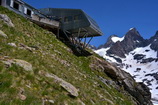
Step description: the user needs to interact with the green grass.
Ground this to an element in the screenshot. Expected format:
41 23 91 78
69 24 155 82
0 6 136 105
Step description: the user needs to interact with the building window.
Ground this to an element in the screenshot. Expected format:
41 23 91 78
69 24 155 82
13 2 19 10
0 0 2 5
64 16 73 22
24 7 32 17
26 9 31 16
64 17 68 22
74 14 82 21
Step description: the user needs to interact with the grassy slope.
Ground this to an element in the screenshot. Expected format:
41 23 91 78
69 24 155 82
0 6 135 105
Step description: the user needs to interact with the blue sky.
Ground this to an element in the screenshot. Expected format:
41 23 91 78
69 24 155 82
24 0 158 47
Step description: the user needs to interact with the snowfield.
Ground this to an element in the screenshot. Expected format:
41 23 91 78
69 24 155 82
111 36 125 43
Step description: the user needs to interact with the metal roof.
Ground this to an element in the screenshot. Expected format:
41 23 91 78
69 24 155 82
39 8 103 37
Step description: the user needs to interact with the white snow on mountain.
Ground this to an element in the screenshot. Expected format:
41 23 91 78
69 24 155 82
131 45 157 58
95 47 117 62
95 47 109 57
129 27 135 30
111 36 125 43
95 45 158 104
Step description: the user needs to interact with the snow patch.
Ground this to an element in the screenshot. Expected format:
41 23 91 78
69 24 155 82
94 48 117 63
111 36 124 43
94 48 110 57
129 28 134 30
131 44 157 58
135 40 140 43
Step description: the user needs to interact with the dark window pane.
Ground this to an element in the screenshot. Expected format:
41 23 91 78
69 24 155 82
27 9 31 16
13 2 19 10
74 15 78 20
68 16 72 21
0 0 2 5
74 14 82 20
64 16 73 22
64 17 68 22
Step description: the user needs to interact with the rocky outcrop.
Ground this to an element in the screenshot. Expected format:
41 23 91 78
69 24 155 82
45 73 79 97
13 59 33 71
0 14 14 27
90 56 153 105
18 43 35 52
140 58 156 63
1 58 33 71
134 54 145 60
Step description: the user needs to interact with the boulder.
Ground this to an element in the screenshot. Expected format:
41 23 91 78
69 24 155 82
46 73 78 97
19 94 27 101
18 43 35 52
18 88 27 101
8 43 17 47
48 100 54 104
2 58 33 71
13 59 33 71
0 30 8 38
0 14 14 27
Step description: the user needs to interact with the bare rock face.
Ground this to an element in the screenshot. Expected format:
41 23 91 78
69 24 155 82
100 28 147 58
45 73 79 97
90 57 153 105
149 31 158 57
0 14 14 27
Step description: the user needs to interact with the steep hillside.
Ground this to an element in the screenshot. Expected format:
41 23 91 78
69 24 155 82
0 7 152 105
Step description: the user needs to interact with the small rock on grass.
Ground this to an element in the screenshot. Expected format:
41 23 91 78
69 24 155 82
0 30 8 38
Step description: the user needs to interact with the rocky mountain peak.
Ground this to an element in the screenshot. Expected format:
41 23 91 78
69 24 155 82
150 31 158 40
124 28 143 41
105 28 146 58
98 34 118 49
129 27 137 32
149 31 158 43
155 31 158 36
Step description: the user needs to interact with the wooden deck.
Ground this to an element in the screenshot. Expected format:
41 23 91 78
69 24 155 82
31 14 59 29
